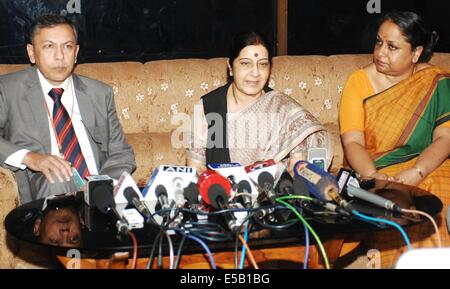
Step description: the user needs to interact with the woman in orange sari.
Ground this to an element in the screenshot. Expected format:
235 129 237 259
340 11 450 267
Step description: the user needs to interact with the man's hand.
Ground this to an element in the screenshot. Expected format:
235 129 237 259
22 151 73 183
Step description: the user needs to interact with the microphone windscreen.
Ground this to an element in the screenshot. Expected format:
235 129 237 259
293 177 310 197
237 180 252 194
92 186 115 214
155 184 168 198
124 187 139 203
197 170 232 205
184 182 200 204
278 179 292 195
258 171 274 187
207 184 228 209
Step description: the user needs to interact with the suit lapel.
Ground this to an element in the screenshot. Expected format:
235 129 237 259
24 67 51 152
72 74 95 130
72 74 101 169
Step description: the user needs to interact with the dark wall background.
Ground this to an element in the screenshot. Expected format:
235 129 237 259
0 0 448 64
288 0 450 55
0 0 276 63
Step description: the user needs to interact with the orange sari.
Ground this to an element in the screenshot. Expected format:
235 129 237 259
362 67 450 267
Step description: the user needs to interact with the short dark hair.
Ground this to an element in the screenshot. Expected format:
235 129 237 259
378 11 438 63
29 14 78 44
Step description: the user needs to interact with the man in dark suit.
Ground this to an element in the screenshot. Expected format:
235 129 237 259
0 14 136 203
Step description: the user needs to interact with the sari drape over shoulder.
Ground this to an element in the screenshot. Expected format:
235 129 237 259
187 88 333 168
363 66 450 169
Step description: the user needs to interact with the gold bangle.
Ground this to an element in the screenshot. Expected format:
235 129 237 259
413 166 425 178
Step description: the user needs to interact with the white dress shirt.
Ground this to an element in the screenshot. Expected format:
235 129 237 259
4 69 99 175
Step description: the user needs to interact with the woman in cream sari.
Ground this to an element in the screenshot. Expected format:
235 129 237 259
340 11 450 267
187 31 332 174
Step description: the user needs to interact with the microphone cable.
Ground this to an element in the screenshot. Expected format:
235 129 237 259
156 231 175 269
128 231 138 269
239 222 249 269
170 227 217 269
185 234 217 269
303 222 310 269
400 208 441 248
251 217 300 230
238 233 259 269
146 208 181 269
352 210 412 251
234 211 256 269
275 195 331 269
174 234 187 269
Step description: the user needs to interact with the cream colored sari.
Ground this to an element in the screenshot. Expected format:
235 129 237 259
187 90 332 168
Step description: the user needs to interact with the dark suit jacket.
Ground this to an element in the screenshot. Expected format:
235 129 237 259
0 66 136 203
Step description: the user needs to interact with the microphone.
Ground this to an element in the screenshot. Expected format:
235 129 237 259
293 160 346 206
278 179 293 196
184 182 200 206
183 181 207 223
237 180 252 208
142 165 197 201
347 201 400 218
155 184 170 210
253 172 279 220
207 184 237 231
172 177 186 208
113 171 142 204
257 171 278 203
209 162 256 196
346 185 401 212
292 175 350 216
124 187 156 224
197 170 232 206
85 175 113 206
92 185 128 235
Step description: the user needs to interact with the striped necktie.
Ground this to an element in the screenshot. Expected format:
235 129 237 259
48 88 90 178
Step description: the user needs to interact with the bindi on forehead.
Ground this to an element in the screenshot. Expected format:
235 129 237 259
254 52 258 57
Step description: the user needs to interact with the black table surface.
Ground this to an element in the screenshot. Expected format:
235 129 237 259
4 179 442 258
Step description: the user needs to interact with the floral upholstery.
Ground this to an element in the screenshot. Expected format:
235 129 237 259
1 53 449 268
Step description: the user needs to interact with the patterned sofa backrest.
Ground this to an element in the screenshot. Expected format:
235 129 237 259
73 55 375 134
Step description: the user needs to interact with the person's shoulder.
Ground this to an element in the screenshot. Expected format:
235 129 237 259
349 65 372 81
0 66 34 83
342 65 373 90
73 74 111 91
266 90 303 109
201 83 229 101
416 63 437 73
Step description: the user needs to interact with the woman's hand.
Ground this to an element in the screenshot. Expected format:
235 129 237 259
367 171 392 181
393 168 423 186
